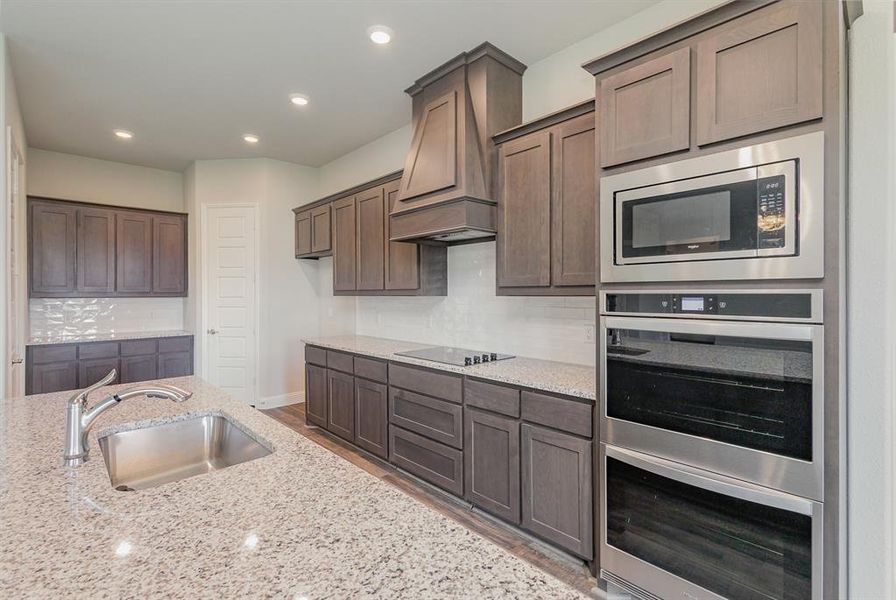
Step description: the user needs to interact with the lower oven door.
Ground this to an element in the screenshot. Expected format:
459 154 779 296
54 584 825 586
600 315 823 501
601 444 823 600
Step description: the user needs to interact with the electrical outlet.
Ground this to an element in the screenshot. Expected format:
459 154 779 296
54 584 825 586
584 324 595 343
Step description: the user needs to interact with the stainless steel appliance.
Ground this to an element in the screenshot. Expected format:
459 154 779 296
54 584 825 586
394 346 514 367
599 289 824 600
600 131 824 282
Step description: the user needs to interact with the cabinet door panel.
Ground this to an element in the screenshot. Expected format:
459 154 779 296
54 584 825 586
355 378 388 459
305 363 328 427
116 212 153 293
79 357 120 388
153 214 187 294
295 210 312 257
356 186 385 291
521 424 592 559
327 369 355 441
599 47 691 167
383 180 419 290
696 1 822 145
332 197 357 291
399 91 458 201
497 130 551 287
29 361 79 394
552 114 596 287
120 354 158 384
30 201 77 295
158 352 192 378
465 408 521 523
311 205 332 253
77 207 116 293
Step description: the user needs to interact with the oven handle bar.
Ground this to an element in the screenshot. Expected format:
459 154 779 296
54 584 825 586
605 445 819 516
602 314 818 341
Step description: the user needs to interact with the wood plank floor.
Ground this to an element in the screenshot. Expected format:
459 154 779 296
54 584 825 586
261 402 601 598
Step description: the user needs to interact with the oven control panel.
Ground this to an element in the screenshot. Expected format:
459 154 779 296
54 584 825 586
604 291 816 321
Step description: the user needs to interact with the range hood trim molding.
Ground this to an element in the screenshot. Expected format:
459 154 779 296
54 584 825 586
405 42 527 96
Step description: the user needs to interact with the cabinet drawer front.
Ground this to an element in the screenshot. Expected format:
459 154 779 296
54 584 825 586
520 391 592 438
78 342 119 360
326 350 354 374
305 345 327 367
388 363 462 404
464 378 520 417
389 425 463 496
120 339 158 356
158 336 192 353
389 387 463 449
30 344 77 365
353 355 387 383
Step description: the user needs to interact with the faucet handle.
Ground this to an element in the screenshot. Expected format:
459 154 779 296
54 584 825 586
73 369 117 404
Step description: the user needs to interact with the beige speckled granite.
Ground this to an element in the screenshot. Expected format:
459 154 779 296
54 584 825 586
303 335 596 400
28 329 193 346
0 376 590 599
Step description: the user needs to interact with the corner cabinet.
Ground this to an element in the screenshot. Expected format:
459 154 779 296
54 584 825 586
294 204 331 259
493 102 596 295
29 197 188 298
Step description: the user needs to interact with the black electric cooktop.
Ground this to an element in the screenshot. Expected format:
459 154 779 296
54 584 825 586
394 346 515 367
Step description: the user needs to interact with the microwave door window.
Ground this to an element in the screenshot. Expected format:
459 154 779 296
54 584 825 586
621 179 758 261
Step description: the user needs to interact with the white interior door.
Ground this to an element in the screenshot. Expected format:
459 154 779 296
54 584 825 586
203 205 257 404
6 128 25 397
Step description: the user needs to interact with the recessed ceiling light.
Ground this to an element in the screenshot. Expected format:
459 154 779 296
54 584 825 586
114 129 134 139
289 93 309 106
367 25 393 45
243 134 259 144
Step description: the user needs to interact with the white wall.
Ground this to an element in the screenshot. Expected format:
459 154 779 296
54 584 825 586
184 158 322 407
847 2 896 597
27 148 183 211
317 124 411 197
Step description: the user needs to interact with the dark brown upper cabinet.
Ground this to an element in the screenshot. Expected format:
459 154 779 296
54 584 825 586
390 43 526 244
116 212 153 294
76 207 115 294
294 204 332 259
355 185 386 291
383 179 420 291
152 214 187 295
696 1 822 145
493 102 596 296
29 200 77 295
598 47 691 167
332 195 357 292
28 197 188 298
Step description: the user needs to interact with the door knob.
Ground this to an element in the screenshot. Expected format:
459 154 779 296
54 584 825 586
207 328 218 335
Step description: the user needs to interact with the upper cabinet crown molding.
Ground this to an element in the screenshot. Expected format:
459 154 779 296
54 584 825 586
404 42 527 96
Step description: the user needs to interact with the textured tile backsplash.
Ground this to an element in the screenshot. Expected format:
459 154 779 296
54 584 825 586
29 298 185 340
354 242 597 366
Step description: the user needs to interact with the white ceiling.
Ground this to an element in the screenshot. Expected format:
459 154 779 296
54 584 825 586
0 0 657 171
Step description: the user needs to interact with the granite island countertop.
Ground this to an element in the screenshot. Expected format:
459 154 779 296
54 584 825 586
302 335 596 400
0 376 589 599
27 329 193 346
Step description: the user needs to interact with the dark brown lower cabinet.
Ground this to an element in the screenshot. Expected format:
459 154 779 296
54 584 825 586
29 361 78 395
520 423 593 559
355 378 388 459
327 369 355 442
157 352 192 378
304 363 328 427
120 355 158 383
389 425 464 496
465 408 521 524
79 357 120 388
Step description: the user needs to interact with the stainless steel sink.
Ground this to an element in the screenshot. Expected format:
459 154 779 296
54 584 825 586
606 346 650 356
98 413 273 491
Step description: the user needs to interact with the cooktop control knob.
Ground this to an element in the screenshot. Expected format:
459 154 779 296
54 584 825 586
464 357 472 366
481 354 490 362
473 355 481 364
490 352 498 360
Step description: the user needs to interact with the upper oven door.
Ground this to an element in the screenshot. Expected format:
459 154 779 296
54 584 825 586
615 160 796 265
600 314 824 500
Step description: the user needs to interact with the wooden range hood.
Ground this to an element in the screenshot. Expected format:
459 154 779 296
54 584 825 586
389 42 526 244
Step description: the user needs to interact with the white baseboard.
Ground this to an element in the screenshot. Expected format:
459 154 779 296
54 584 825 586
256 391 304 409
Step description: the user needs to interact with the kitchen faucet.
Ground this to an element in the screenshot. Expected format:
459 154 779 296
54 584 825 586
63 369 192 467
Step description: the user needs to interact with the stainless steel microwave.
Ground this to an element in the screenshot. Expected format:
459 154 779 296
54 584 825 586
600 131 825 282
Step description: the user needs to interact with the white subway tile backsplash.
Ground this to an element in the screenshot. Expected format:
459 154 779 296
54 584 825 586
29 297 185 340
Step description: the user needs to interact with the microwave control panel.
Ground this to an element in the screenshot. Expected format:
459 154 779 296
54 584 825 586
757 174 787 249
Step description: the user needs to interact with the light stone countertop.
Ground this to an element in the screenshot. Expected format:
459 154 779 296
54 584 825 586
303 335 596 400
27 329 193 346
0 376 590 599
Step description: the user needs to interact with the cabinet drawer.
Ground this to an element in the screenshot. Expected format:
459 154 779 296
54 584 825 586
158 336 192 353
326 350 354 374
120 339 158 356
354 355 387 383
388 363 462 404
464 378 520 417
78 342 119 360
305 345 327 367
29 344 77 365
520 391 592 438
389 425 463 496
389 387 463 449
